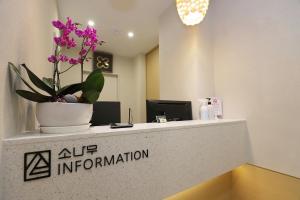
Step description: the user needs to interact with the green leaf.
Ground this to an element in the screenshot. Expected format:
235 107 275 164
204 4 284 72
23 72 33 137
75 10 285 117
16 90 51 103
82 69 104 103
42 77 54 89
8 62 44 95
20 64 56 96
57 82 84 96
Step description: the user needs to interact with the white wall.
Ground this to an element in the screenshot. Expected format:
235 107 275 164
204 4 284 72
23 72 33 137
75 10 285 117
159 0 300 178
60 50 146 123
159 3 215 119
133 54 146 123
115 55 139 123
0 0 59 138
212 0 300 178
0 0 59 197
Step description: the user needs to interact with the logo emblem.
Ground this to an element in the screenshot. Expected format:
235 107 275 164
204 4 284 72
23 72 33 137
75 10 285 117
24 150 51 182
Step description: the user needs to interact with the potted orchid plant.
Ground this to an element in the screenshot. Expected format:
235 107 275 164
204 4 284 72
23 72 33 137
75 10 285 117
9 17 104 133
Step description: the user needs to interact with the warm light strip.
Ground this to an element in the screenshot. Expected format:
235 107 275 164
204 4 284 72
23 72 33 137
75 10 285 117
176 0 209 26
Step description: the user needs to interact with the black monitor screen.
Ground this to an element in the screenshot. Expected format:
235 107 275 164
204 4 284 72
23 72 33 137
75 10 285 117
90 101 121 126
146 100 192 123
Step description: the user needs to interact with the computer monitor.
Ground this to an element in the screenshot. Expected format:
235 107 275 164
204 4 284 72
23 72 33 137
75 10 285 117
146 100 193 123
90 101 121 126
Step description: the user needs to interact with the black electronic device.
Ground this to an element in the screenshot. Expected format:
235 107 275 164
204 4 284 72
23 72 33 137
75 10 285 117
110 123 133 129
110 108 133 129
146 100 193 123
90 101 121 126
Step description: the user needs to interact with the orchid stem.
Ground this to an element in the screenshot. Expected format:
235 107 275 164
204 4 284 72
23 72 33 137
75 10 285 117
80 63 83 83
59 64 77 74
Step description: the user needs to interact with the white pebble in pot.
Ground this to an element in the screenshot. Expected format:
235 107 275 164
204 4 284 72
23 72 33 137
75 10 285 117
63 94 78 103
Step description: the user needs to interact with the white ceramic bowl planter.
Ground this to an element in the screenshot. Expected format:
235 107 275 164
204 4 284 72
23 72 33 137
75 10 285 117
36 102 93 134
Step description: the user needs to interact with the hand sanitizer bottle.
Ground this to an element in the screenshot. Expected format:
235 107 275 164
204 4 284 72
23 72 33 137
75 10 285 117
207 98 215 120
199 99 209 120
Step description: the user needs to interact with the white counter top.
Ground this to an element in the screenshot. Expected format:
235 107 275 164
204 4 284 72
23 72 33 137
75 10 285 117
1 119 249 200
3 119 245 145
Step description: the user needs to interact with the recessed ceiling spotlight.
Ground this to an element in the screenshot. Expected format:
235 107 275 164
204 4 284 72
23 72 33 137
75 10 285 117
128 32 134 38
88 20 95 26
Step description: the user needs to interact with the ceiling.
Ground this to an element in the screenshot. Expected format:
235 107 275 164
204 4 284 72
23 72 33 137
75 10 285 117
57 0 174 57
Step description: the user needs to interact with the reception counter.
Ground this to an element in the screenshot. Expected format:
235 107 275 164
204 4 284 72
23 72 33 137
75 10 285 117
1 119 249 200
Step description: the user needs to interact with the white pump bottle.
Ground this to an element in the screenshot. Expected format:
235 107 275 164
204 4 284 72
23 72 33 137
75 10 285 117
198 99 209 120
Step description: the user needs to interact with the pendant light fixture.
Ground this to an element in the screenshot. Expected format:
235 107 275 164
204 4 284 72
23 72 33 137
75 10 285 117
176 0 209 26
